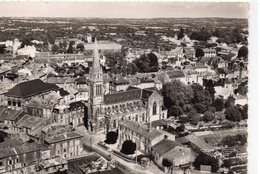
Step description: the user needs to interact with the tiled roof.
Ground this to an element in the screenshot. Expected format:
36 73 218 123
152 139 181 155
203 48 216 52
166 70 185 79
119 120 162 140
104 88 142 105
5 79 60 98
185 134 214 152
59 88 70 96
141 89 154 100
0 143 45 159
44 131 82 144
0 139 23 150
0 106 25 122
16 115 45 129
217 68 226 75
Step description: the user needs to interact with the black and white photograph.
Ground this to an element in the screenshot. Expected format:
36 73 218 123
0 1 257 174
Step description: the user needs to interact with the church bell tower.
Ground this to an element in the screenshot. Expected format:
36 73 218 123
88 38 103 132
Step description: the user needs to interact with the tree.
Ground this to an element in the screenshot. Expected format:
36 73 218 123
225 106 242 122
213 98 224 111
236 134 247 145
195 48 204 58
51 44 59 53
104 131 118 144
237 46 248 58
195 103 208 114
76 43 85 52
225 96 235 108
67 41 75 53
0 45 6 54
168 106 184 117
120 140 136 155
241 104 248 120
193 153 219 172
135 53 159 73
188 110 200 125
162 158 173 173
176 124 185 133
203 111 215 122
178 27 185 40
162 81 194 110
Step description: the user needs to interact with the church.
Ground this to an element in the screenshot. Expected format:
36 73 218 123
87 38 168 133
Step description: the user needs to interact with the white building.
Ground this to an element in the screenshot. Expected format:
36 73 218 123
17 45 37 58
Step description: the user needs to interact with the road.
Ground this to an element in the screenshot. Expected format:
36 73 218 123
75 126 164 174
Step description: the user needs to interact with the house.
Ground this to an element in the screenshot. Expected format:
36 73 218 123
52 101 85 127
216 68 227 79
233 94 248 106
118 120 175 154
0 143 49 173
185 134 215 154
24 99 55 119
194 63 209 76
109 78 130 92
14 114 49 135
214 86 233 99
183 47 195 59
152 139 193 169
17 45 37 58
131 78 163 90
43 125 83 159
203 48 216 58
0 106 25 127
157 70 186 84
3 79 60 110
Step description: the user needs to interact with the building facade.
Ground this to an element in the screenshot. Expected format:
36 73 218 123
87 39 168 133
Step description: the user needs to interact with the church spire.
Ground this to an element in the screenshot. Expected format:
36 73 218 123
91 37 101 75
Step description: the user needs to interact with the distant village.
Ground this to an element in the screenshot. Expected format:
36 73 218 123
0 18 248 174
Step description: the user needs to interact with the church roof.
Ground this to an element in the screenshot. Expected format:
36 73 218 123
104 88 156 105
104 88 142 105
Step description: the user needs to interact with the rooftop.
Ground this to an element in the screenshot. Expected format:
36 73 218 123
119 120 162 140
0 143 47 159
16 114 45 130
166 70 185 79
4 79 60 98
0 106 25 122
152 139 181 155
45 131 83 144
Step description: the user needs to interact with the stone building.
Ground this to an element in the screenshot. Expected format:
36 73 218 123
3 79 60 110
87 39 168 132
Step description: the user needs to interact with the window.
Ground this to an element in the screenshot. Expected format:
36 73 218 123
16 159 19 163
8 100 11 106
153 102 157 115
0 161 3 166
9 160 12 165
17 101 21 107
113 120 116 128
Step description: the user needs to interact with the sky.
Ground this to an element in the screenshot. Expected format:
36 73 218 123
0 1 248 19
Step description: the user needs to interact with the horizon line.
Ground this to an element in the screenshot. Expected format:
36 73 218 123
0 16 248 19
